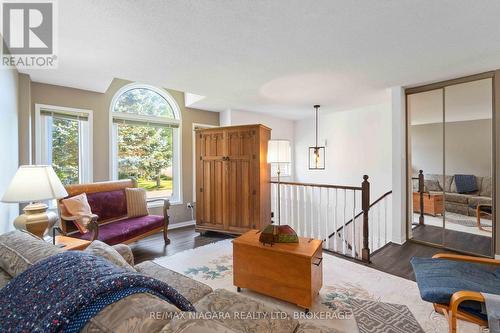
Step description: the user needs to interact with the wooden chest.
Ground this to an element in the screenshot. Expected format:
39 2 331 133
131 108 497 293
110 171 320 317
233 230 323 310
413 192 444 216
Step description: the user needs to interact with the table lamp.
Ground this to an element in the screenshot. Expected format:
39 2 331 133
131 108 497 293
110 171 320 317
1 165 68 238
260 140 298 244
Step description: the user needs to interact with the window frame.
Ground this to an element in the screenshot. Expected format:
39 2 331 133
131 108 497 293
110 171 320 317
34 104 94 184
109 83 182 205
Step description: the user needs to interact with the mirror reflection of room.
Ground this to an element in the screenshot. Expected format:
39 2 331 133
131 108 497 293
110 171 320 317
408 78 493 257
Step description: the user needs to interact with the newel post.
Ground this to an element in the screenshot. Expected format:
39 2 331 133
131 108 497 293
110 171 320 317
361 175 370 262
418 170 424 225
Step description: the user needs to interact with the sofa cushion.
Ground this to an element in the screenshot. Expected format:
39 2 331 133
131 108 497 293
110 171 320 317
77 215 164 245
444 193 469 204
480 177 492 197
468 196 492 208
0 231 62 277
82 293 178 333
195 289 299 333
136 261 213 304
424 180 441 192
426 174 453 192
0 269 11 289
411 257 500 319
86 189 128 221
125 188 149 218
162 319 239 333
85 240 136 271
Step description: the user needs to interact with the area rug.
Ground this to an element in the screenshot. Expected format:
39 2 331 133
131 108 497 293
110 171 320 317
154 239 480 333
445 212 492 229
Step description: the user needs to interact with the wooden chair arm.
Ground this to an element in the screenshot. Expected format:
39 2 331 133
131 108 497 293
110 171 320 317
448 291 486 333
61 214 99 241
146 198 171 209
432 253 500 266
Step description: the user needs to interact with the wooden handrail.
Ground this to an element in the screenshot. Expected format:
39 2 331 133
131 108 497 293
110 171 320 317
270 180 362 191
328 190 393 239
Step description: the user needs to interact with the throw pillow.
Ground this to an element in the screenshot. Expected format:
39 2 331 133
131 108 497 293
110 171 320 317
84 240 136 272
62 193 93 233
424 180 442 192
125 188 149 218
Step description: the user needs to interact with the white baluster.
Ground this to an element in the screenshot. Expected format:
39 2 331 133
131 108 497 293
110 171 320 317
325 189 330 250
342 189 346 255
351 190 356 258
334 189 338 252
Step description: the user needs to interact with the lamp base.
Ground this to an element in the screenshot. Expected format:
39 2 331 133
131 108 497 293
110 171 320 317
13 203 58 238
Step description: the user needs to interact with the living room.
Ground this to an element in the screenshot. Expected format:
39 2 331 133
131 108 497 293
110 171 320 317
1 1 500 333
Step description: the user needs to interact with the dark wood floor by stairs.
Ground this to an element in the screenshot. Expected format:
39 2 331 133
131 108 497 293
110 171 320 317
131 226 456 281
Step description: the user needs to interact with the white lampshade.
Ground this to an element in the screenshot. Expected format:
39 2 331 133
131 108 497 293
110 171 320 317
268 140 291 164
1 165 68 203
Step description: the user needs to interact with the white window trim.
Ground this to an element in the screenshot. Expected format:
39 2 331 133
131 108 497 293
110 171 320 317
192 123 217 202
34 104 94 183
108 83 183 205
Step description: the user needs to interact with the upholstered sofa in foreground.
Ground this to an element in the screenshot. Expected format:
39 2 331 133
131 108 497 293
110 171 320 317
0 231 333 333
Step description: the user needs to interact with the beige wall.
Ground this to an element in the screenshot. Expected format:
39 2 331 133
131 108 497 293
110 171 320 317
411 119 493 177
0 64 19 233
18 77 219 224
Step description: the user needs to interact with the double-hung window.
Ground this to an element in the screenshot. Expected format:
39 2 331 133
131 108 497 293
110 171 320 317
110 84 181 203
35 105 93 185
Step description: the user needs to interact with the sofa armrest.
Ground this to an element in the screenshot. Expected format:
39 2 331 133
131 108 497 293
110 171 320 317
145 198 170 244
111 243 134 266
433 253 500 266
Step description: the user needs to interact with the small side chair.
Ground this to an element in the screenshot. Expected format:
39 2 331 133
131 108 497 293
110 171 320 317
411 253 500 333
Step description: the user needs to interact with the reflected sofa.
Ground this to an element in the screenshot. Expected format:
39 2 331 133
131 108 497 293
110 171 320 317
424 174 492 217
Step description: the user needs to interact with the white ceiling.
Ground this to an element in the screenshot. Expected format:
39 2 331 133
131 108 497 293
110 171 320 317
18 0 500 119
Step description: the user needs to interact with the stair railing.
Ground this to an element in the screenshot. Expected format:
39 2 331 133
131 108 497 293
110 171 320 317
270 175 372 262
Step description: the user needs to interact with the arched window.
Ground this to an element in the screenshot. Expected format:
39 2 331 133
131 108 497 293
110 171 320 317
110 84 181 202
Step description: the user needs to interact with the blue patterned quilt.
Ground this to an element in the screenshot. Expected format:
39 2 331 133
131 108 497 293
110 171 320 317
454 174 477 194
0 251 195 332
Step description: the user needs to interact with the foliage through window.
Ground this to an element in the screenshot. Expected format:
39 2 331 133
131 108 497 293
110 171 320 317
112 85 180 200
52 118 80 184
37 107 92 186
113 88 175 118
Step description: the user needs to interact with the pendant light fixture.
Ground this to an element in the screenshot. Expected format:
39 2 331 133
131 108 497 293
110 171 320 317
308 104 325 170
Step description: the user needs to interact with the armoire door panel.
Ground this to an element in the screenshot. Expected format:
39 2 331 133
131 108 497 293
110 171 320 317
199 160 224 228
225 160 254 231
200 131 224 158
226 130 256 158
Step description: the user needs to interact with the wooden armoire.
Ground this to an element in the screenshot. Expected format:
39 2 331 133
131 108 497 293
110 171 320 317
195 124 271 235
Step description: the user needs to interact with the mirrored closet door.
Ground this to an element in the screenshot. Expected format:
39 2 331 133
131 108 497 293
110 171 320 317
407 75 495 257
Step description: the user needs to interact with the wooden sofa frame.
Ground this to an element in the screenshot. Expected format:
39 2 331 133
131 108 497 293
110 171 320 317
432 253 499 333
58 179 170 245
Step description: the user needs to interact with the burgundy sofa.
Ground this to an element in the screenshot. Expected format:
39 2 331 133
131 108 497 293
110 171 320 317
58 179 170 245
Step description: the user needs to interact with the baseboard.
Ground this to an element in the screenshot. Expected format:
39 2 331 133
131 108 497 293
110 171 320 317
168 220 195 230
495 254 500 260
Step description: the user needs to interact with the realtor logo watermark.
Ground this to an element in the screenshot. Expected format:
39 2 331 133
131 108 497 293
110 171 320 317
1 0 57 69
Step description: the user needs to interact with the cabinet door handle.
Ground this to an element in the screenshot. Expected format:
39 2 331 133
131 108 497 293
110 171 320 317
312 257 323 266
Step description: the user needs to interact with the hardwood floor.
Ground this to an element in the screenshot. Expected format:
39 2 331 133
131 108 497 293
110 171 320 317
131 226 233 264
132 226 460 282
370 241 454 281
411 224 492 257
